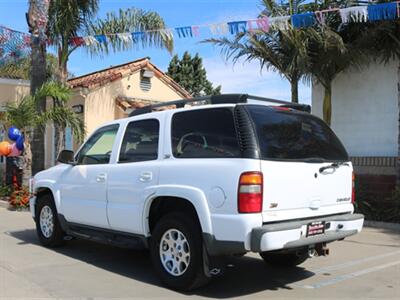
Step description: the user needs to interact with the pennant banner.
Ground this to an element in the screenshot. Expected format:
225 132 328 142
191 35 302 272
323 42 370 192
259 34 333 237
1 1 400 65
227 21 248 34
68 2 399 46
368 2 397 21
292 12 316 28
0 26 31 66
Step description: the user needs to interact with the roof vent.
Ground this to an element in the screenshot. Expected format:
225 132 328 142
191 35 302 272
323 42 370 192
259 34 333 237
140 76 151 92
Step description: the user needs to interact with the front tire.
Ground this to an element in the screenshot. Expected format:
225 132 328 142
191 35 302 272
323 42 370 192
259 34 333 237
260 248 308 267
35 193 65 247
149 212 209 291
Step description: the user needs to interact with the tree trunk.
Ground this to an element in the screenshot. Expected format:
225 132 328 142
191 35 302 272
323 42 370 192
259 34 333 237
323 83 332 126
290 80 299 103
30 39 46 176
22 134 32 186
28 0 49 176
57 46 69 83
53 49 68 159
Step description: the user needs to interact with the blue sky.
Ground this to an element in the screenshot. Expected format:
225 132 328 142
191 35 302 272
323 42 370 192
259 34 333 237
0 0 310 104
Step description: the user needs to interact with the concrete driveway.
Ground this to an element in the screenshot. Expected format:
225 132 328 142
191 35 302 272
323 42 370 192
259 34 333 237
0 206 399 299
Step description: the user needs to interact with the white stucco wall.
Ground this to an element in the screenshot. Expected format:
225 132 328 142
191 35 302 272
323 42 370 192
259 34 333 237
312 60 399 157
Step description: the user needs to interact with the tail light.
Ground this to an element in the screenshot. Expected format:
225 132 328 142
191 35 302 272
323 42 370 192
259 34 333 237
352 172 356 204
238 172 263 213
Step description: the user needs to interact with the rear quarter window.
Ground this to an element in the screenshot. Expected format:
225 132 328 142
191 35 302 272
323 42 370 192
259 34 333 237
171 108 241 158
246 105 349 162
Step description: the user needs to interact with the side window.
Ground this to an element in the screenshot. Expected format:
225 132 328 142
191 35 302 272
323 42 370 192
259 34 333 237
119 119 159 163
171 108 241 158
76 124 119 165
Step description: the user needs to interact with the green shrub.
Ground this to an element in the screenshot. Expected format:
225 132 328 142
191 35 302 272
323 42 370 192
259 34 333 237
0 185 12 198
355 186 400 223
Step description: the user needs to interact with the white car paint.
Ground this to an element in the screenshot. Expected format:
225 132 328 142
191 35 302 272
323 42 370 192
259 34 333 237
31 103 364 254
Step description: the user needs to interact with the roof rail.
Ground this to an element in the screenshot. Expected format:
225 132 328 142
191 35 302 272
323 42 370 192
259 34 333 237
128 93 310 117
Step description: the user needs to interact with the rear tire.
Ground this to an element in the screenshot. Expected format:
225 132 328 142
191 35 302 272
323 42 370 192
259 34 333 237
35 193 65 247
260 249 308 267
149 212 209 291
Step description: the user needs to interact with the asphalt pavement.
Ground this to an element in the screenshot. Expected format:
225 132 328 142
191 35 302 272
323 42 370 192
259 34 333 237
0 207 399 299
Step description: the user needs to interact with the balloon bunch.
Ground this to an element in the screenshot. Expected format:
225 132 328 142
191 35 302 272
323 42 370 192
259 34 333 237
0 127 25 157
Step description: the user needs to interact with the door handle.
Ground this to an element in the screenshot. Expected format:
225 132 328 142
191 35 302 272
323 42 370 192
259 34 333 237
139 172 153 182
96 173 107 183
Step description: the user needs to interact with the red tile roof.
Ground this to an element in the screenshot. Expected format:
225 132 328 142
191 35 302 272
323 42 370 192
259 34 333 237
116 96 180 113
67 57 192 99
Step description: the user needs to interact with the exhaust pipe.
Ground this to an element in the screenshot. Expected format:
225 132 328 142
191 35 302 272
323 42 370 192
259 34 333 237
308 249 317 258
308 243 330 258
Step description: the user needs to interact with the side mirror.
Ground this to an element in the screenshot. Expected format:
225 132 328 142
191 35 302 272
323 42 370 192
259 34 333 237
57 150 75 165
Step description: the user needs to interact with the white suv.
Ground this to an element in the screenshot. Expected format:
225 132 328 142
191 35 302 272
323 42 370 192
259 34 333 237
30 94 364 290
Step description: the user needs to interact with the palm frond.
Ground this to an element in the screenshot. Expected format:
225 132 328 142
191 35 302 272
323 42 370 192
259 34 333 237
2 96 37 130
34 81 71 105
40 106 85 142
85 7 173 56
1 81 85 141
47 0 98 45
204 27 311 83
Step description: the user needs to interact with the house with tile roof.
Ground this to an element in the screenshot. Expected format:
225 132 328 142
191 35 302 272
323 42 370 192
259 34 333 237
27 57 190 168
0 58 191 169
67 57 191 134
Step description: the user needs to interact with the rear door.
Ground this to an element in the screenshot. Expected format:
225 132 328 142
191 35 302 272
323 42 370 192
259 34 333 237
246 106 353 222
106 118 161 234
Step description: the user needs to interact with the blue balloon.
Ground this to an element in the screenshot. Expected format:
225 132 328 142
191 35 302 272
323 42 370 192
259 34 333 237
16 135 24 151
8 127 21 141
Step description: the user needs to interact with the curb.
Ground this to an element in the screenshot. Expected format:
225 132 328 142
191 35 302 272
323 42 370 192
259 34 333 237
0 199 29 212
364 220 400 231
0 199 9 209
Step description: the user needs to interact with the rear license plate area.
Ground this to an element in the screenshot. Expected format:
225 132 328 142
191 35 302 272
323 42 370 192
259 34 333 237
307 221 325 237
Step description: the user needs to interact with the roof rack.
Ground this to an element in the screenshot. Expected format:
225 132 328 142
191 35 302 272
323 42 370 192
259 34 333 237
128 93 311 117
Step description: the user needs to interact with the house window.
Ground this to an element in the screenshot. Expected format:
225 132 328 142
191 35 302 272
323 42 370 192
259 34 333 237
65 127 73 151
140 76 151 92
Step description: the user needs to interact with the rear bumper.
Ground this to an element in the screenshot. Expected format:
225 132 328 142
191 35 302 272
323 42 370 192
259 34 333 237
250 213 364 252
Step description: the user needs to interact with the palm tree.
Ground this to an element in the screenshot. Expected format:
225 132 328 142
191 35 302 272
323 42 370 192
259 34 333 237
1 82 84 185
205 0 317 103
86 7 173 56
47 0 99 83
48 2 173 84
2 83 84 185
306 28 344 125
27 0 50 176
206 28 311 103
47 2 172 155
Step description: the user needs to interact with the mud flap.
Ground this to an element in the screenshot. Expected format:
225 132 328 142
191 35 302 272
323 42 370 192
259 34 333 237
202 244 226 278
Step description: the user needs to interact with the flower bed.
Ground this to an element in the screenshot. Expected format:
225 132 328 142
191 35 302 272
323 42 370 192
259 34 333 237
0 184 30 210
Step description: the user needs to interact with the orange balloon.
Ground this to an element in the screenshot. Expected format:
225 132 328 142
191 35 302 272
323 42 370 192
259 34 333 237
0 141 12 156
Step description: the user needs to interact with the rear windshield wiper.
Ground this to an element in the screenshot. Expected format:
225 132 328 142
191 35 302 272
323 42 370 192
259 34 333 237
319 162 349 173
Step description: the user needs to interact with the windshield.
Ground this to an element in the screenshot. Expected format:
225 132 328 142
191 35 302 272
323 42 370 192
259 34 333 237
246 105 349 162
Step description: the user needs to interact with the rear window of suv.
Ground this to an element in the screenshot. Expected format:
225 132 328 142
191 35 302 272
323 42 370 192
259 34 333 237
246 105 349 162
171 108 241 158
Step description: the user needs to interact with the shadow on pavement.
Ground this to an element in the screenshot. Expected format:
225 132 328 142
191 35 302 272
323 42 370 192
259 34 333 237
8 229 315 298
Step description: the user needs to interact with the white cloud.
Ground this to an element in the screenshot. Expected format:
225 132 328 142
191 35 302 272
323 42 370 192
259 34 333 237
203 56 311 105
